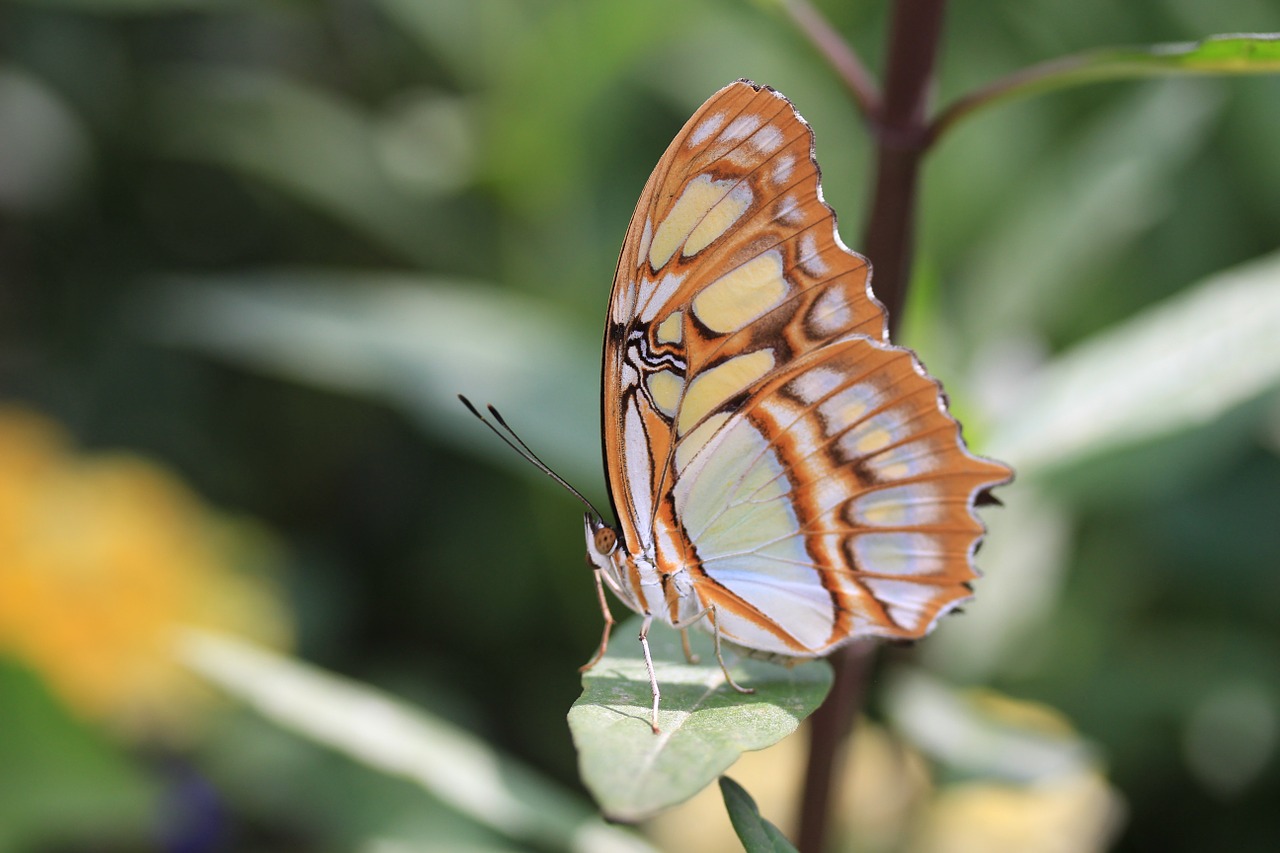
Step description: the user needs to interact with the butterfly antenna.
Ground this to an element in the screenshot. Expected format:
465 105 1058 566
457 395 607 520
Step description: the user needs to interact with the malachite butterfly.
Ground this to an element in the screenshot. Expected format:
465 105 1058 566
578 79 1012 731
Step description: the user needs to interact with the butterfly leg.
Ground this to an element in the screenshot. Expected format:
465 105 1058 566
679 628 700 664
709 606 754 695
670 607 755 696
578 567 615 672
638 613 662 733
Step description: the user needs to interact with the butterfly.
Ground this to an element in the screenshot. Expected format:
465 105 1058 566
576 79 1012 732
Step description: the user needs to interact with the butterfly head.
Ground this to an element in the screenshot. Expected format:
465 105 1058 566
584 513 619 567
583 513 644 612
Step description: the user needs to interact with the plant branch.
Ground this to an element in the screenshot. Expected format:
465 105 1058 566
796 2 950 851
779 0 881 119
860 0 947 337
795 642 875 853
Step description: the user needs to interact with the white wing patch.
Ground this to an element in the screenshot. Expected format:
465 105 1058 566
807 286 852 336
720 114 762 143
675 416 836 652
688 111 726 147
747 125 785 155
788 366 845 404
850 484 945 526
772 153 795 184
623 398 654 541
798 232 829 278
639 271 686 323
860 577 956 632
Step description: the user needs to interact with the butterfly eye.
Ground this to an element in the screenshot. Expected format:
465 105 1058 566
592 526 618 556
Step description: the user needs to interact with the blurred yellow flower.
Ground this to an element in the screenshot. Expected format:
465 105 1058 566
646 679 1123 853
908 772 1122 853
0 405 292 738
647 718 932 853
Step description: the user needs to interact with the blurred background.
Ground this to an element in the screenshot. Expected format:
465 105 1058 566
2 0 1279 851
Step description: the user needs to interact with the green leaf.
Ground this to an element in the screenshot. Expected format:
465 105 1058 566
144 68 469 266
0 660 158 850
145 272 601 486
569 616 832 822
952 80 1221 338
719 776 799 853
8 0 236 10
934 33 1280 140
178 631 656 853
988 250 1280 475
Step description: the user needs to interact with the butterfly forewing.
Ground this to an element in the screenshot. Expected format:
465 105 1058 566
600 80 1011 657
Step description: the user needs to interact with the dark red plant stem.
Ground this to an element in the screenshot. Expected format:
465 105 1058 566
795 642 875 853
795 3 949 852
863 0 948 337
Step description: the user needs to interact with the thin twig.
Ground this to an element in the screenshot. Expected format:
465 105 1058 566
929 33 1280 145
779 0 881 119
927 53 1092 145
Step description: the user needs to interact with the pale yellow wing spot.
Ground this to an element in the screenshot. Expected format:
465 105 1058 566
842 416 900 456
674 411 731 472
850 484 944 527
646 370 684 418
677 349 775 435
691 250 789 334
655 311 683 345
649 174 735 269
818 384 884 434
683 182 753 258
635 218 653 272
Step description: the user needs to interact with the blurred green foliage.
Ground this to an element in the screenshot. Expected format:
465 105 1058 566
2 0 1279 850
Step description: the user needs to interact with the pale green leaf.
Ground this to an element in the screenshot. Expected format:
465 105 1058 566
569 617 831 822
988 250 1280 474
0 662 158 850
178 631 656 853
953 81 1221 338
144 272 601 486
883 669 1098 784
144 68 469 265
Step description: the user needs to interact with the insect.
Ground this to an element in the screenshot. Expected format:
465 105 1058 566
467 79 1011 733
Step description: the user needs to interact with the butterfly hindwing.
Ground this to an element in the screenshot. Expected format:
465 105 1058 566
672 335 1012 655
